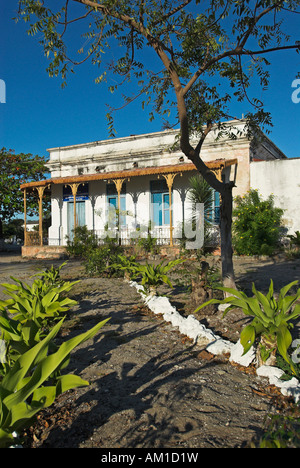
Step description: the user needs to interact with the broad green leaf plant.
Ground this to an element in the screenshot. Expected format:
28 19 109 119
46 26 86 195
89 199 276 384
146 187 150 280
195 280 300 375
109 254 139 280
134 259 185 294
0 317 109 448
0 271 79 372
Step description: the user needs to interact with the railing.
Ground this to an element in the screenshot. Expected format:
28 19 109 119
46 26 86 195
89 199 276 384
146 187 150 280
94 226 176 246
28 225 220 248
24 231 40 246
25 231 50 247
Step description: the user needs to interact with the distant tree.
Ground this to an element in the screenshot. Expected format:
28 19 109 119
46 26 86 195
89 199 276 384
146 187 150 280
0 148 49 239
16 0 300 287
3 218 24 242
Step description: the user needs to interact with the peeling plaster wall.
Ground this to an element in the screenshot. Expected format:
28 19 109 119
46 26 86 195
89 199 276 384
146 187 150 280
250 158 300 235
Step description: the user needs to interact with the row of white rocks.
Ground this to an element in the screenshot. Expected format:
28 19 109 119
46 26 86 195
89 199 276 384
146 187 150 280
130 281 300 403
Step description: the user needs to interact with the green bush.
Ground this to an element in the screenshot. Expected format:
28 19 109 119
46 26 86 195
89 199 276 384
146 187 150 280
83 241 124 277
66 225 99 258
0 317 109 448
0 266 110 447
232 189 284 256
196 279 300 376
109 254 139 279
134 258 185 294
287 231 300 248
0 264 79 374
137 232 158 254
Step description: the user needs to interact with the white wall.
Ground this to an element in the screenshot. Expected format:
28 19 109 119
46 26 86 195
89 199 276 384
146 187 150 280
250 158 300 235
48 171 199 245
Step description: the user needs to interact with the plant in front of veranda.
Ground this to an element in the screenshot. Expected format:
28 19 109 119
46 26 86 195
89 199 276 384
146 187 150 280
0 316 109 448
0 277 78 330
108 254 139 281
135 258 185 294
195 280 300 376
232 189 284 256
0 273 79 373
32 262 68 289
137 232 158 255
287 231 300 249
83 243 124 277
66 225 99 258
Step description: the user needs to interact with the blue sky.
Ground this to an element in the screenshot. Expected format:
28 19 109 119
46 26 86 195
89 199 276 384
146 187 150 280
1 1 300 161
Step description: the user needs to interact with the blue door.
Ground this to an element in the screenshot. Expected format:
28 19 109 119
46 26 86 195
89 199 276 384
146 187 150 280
107 195 126 226
67 201 86 239
151 185 171 227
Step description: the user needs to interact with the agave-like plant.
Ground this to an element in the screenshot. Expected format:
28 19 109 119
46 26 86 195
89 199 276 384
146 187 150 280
195 280 300 374
0 317 109 448
108 254 139 280
0 275 79 373
287 230 300 248
135 259 185 294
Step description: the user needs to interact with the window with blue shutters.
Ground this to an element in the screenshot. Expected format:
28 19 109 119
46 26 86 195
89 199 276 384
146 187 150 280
106 183 126 226
150 180 171 226
214 190 220 225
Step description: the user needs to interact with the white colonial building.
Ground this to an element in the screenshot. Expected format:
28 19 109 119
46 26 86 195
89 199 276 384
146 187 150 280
20 120 299 258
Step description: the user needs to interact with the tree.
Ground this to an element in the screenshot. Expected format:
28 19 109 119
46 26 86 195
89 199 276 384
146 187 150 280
3 218 24 242
16 0 300 287
0 148 49 239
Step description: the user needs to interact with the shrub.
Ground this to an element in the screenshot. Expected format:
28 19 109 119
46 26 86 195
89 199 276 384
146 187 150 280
137 232 158 254
66 226 99 258
232 189 284 256
109 254 139 280
0 317 109 448
195 280 300 376
0 266 110 447
287 231 300 248
0 265 79 374
83 241 124 277
134 258 185 294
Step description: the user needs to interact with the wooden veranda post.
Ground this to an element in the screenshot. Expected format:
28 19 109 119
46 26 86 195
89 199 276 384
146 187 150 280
23 188 27 246
162 173 177 247
35 186 47 246
112 178 126 242
65 183 81 238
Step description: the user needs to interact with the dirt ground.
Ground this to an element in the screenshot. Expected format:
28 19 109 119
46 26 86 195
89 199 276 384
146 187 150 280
0 252 299 449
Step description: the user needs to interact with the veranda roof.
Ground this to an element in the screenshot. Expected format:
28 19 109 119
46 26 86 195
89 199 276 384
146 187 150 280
20 158 237 191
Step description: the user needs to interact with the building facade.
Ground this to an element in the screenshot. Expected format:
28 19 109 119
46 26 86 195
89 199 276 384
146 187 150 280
21 120 293 257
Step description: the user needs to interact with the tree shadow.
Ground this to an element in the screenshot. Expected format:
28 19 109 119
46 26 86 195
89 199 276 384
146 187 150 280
35 339 231 448
21 260 275 448
235 258 300 294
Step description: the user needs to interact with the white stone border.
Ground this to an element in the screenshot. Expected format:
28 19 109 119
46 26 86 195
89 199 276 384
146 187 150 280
130 281 300 403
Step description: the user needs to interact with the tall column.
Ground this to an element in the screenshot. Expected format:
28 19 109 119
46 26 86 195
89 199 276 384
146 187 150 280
36 186 46 246
112 179 126 211
23 188 27 246
70 183 80 232
162 173 177 247
112 178 126 242
65 183 81 238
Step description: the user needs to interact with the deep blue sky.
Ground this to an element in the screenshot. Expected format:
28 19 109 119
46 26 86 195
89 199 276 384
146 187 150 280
1 1 300 161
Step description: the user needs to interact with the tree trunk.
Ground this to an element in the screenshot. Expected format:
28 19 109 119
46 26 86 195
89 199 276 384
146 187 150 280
219 183 236 290
176 109 236 289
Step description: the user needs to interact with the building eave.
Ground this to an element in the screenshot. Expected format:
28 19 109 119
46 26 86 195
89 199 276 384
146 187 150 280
20 159 238 191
